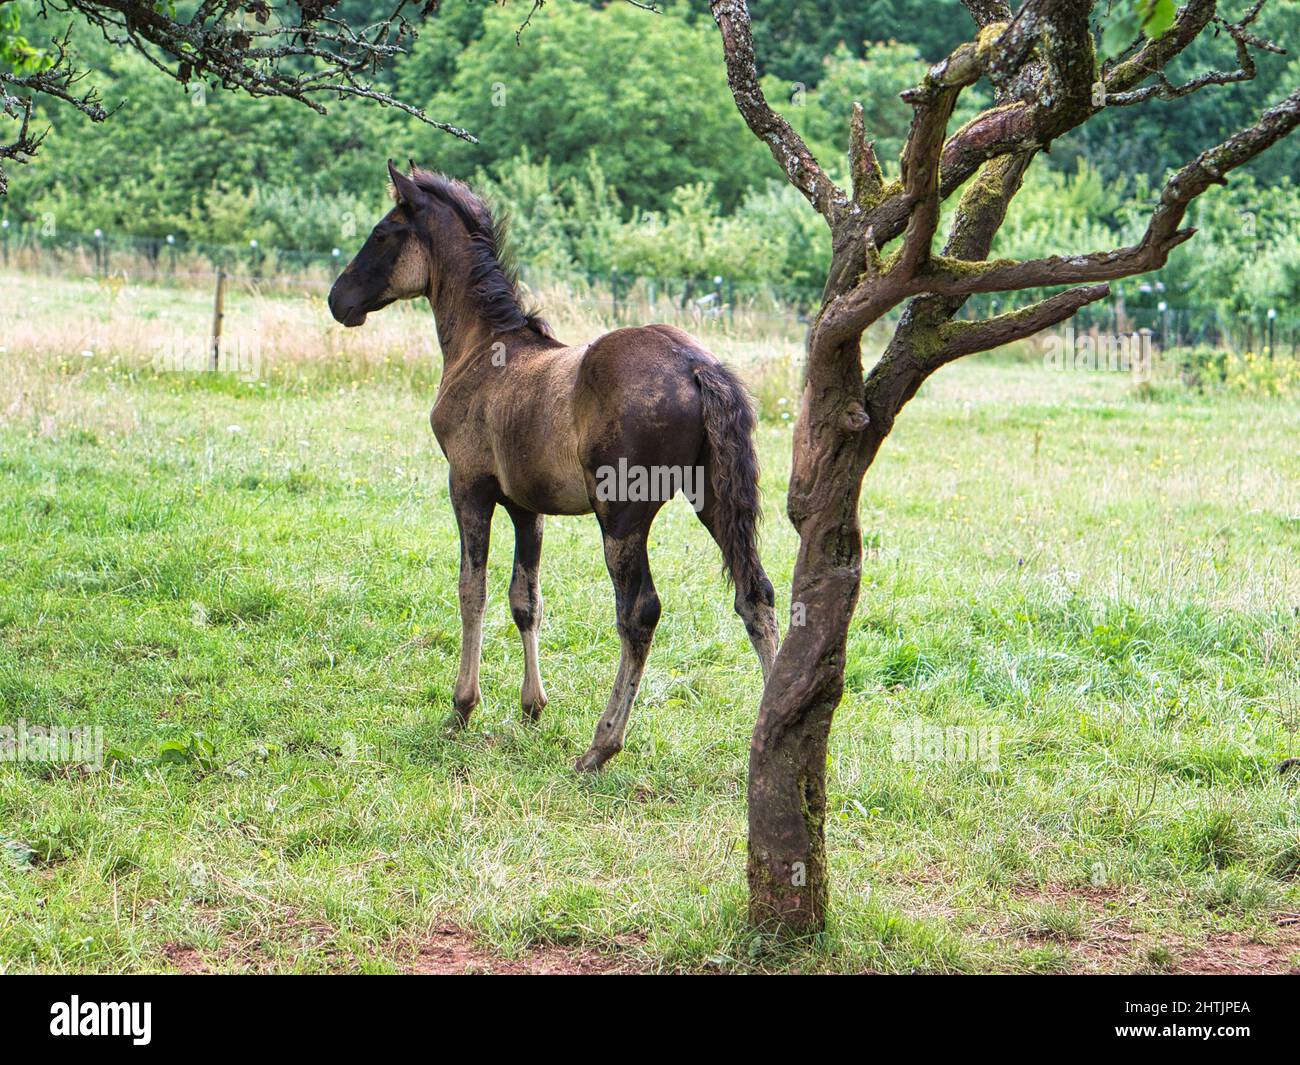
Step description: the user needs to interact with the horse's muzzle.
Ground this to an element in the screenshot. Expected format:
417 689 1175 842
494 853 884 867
327 286 368 328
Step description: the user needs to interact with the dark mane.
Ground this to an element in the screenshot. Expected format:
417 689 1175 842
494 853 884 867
409 168 553 339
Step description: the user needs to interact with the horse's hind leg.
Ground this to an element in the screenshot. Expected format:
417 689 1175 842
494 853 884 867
575 504 661 772
695 476 778 680
506 503 547 723
448 478 495 727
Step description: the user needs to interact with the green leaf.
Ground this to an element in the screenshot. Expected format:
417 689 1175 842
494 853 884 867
154 733 219 771
1100 0 1177 63
1144 0 1178 39
155 739 192 764
2 837 35 870
1099 11 1142 62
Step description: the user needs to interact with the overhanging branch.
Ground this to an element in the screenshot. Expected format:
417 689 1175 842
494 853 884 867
864 0 1277 252
0 0 475 192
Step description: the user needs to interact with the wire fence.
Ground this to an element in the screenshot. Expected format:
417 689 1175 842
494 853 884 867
3 222 1297 356
0 222 339 294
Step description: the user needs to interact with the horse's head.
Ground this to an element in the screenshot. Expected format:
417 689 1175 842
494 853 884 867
328 160 436 327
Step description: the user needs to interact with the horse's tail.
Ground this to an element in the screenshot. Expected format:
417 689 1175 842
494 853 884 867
692 357 767 596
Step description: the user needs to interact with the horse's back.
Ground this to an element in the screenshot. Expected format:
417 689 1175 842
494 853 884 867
577 324 713 387
463 325 716 516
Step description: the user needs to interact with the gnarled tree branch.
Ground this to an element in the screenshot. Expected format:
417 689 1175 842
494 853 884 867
708 0 848 222
921 84 1300 298
896 38 991 274
1103 1 1282 106
935 282 1111 361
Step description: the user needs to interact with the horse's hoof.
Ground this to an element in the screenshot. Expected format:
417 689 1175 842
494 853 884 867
443 711 469 733
574 752 603 773
574 746 617 773
521 697 547 725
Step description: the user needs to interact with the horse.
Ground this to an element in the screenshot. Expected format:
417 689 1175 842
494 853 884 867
328 161 778 772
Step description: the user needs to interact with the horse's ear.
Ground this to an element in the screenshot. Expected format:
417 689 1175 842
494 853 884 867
387 159 428 209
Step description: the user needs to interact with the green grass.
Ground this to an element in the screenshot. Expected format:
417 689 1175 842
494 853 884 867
2 272 1300 973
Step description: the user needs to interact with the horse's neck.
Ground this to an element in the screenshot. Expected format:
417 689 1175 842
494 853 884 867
428 276 493 371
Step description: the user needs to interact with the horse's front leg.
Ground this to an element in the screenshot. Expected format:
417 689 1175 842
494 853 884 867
506 503 547 723
448 479 495 728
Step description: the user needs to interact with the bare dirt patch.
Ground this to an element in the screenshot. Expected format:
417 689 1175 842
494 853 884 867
159 915 341 974
160 917 633 974
399 923 630 975
1172 929 1300 975
1007 883 1149 973
159 941 212 975
1004 883 1300 974
155 899 356 973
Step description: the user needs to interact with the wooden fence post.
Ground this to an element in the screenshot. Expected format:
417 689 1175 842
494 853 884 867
210 267 226 371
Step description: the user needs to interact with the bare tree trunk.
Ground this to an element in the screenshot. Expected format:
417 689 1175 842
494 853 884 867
747 338 874 927
710 0 1300 934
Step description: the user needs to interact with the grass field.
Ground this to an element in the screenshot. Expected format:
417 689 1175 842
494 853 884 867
2 270 1300 973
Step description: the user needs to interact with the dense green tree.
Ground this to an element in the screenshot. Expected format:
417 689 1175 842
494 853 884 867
8 28 392 243
2 0 1295 313
746 0 973 82
406 3 779 212
396 0 494 94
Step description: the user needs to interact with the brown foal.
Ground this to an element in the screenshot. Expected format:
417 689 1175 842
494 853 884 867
329 161 778 771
